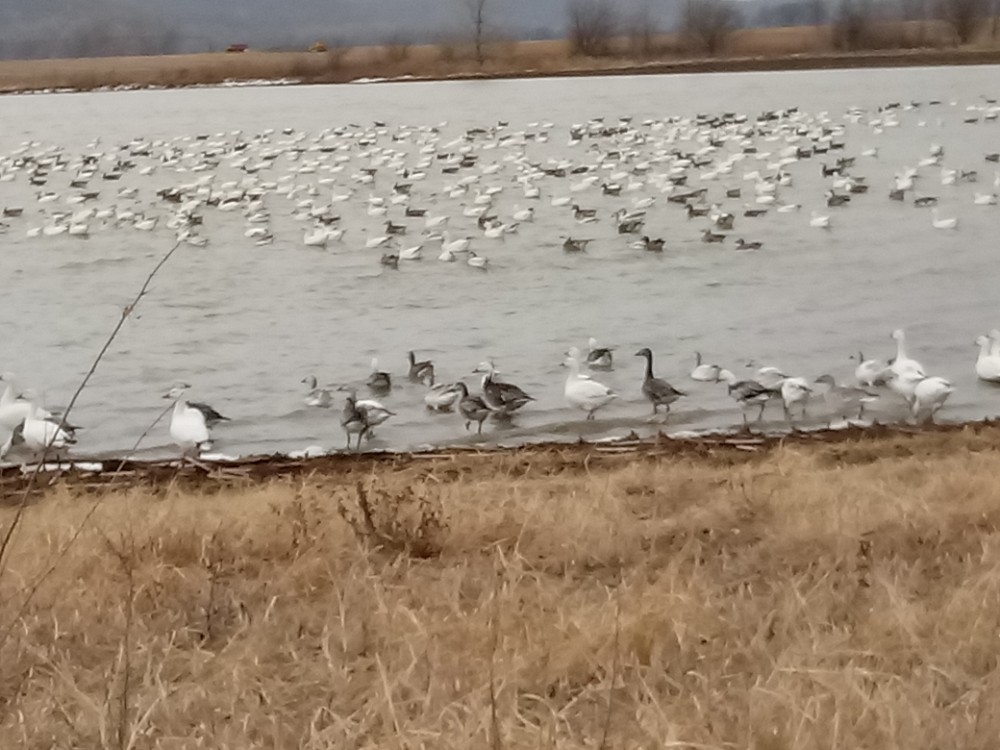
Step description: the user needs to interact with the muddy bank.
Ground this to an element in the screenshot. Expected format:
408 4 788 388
2 418 998 501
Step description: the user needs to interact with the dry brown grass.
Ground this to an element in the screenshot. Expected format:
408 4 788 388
3 426 1000 747
3 21 1000 94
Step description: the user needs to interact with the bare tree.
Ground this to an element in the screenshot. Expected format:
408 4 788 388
938 0 987 42
626 5 658 58
465 0 488 65
568 0 617 57
832 0 876 49
683 0 742 55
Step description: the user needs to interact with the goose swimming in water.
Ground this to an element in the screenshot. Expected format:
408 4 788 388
585 337 614 371
634 348 685 417
689 352 721 382
301 376 334 408
974 334 1000 382
564 348 616 420
851 351 889 387
163 383 227 455
474 360 533 417
423 382 462 412
407 351 435 385
366 357 391 395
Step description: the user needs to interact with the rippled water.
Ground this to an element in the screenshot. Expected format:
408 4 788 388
2 67 999 459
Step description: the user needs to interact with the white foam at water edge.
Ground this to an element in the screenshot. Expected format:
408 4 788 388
18 461 104 474
287 445 329 459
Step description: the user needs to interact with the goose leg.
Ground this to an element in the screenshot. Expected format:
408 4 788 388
742 409 749 427
477 420 483 435
757 402 766 422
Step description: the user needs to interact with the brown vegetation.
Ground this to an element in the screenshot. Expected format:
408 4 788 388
3 18 1000 94
4 424 1000 746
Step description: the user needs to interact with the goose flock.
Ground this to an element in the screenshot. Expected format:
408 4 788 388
1 324 998 459
2 83 1000 459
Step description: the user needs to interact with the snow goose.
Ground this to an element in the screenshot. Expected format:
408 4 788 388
717 369 772 425
809 210 831 229
455 381 491 434
779 377 812 422
974 335 1000 382
423 382 462 412
851 351 889 387
466 251 488 270
301 376 334 408
399 244 423 260
634 348 685 417
563 348 616 419
931 208 958 229
910 375 954 423
814 374 878 421
888 329 926 381
585 337 614 371
163 383 225 455
19 390 76 456
689 352 721 382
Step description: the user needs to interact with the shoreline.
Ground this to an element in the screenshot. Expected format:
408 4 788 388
2 417 996 499
2 45 1000 96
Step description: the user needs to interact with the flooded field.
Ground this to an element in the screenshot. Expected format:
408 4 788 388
1 66 999 460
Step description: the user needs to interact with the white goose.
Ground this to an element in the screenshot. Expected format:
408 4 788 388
931 208 958 230
974 334 1000 382
907 374 954 422
851 351 889 387
19 389 77 455
563 348 616 420
163 383 224 455
689 352 722 382
809 210 831 229
888 329 926 381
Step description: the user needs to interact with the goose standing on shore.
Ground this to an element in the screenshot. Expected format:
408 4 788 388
564 347 616 419
339 391 369 450
717 369 773 425
455 381 491 434
19 389 77 458
163 383 227 455
902 373 954 422
814 374 878 421
634 348 685 417
474 360 534 417
779 377 812 422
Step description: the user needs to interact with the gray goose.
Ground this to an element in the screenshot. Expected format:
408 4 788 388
634 348 685 415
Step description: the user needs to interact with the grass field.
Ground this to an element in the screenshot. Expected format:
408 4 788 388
1 21 999 94
2 423 1000 747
